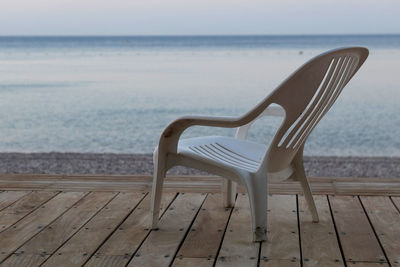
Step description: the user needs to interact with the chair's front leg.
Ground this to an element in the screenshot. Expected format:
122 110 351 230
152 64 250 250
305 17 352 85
150 149 167 229
222 179 236 208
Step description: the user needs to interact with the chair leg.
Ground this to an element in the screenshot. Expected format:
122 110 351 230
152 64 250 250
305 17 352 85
292 147 319 223
222 179 236 208
298 173 319 222
150 151 166 229
246 175 268 242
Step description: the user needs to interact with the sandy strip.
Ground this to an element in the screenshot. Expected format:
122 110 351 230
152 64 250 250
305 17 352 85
0 153 398 178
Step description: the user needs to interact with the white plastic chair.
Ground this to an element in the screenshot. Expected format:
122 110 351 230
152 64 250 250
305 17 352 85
151 47 369 242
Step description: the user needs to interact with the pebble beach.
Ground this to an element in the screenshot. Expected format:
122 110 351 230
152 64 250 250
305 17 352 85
0 153 398 178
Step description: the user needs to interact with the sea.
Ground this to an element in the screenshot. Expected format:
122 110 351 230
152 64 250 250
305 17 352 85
0 35 399 156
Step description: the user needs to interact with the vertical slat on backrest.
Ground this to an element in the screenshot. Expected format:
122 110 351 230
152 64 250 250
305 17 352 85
287 55 351 148
286 56 349 148
325 57 359 111
294 56 359 148
267 48 367 173
278 55 348 149
292 55 359 149
277 58 338 147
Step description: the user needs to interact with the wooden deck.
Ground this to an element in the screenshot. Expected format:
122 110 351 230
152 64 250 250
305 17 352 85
0 175 399 266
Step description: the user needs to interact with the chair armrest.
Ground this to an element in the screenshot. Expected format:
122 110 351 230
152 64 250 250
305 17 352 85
235 106 285 140
158 115 246 154
259 106 285 117
163 115 240 137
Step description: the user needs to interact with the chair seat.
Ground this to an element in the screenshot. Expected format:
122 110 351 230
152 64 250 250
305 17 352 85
178 136 267 173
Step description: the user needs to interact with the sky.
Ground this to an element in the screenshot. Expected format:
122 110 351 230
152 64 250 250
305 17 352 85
1 0 399 35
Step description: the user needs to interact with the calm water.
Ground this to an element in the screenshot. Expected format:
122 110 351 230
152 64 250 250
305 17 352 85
0 35 399 156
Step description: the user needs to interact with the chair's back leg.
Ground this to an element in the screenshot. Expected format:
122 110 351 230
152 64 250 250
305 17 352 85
293 145 319 223
222 179 237 208
151 150 166 229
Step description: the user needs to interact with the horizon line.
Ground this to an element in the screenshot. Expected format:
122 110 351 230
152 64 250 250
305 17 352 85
1 33 400 37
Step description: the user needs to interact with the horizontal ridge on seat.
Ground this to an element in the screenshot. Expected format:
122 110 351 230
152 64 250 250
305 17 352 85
188 142 260 172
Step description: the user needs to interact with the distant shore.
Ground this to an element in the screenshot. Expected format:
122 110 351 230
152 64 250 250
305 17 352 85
0 153 398 178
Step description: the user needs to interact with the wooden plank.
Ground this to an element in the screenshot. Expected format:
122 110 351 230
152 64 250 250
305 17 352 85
173 257 213 267
2 192 116 267
260 195 300 265
392 197 400 211
41 192 145 267
127 193 206 267
173 193 232 265
0 175 221 193
215 193 259 267
329 195 386 263
350 263 389 266
360 196 400 267
0 191 57 232
2 174 400 196
260 259 299 267
85 193 176 267
0 191 31 211
298 195 343 266
0 191 86 263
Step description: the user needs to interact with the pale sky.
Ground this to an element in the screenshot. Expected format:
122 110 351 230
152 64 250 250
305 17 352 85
1 0 399 35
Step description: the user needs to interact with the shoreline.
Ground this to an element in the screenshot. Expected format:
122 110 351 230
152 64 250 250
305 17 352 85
0 153 398 178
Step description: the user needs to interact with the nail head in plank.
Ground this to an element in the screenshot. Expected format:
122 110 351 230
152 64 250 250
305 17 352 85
259 259 299 267
0 191 57 233
85 193 176 267
127 193 206 267
0 191 86 262
261 195 299 261
298 195 343 266
2 192 116 266
348 263 389 266
329 195 386 263
0 191 31 211
177 193 232 259
215 193 259 267
42 192 145 267
360 196 400 267
173 257 213 267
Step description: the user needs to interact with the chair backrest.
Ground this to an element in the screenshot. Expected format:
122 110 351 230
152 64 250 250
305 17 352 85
265 47 368 172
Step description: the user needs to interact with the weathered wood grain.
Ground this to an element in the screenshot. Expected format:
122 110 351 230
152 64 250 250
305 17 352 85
85 193 176 267
127 193 206 267
259 259 299 267
329 195 386 263
0 191 31 211
349 263 389 266
0 188 398 266
2 174 400 196
360 196 400 267
299 195 343 266
173 257 213 267
174 193 232 264
260 195 300 265
391 197 400 211
0 192 86 263
2 192 116 267
215 193 259 267
0 191 57 233
41 192 145 267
